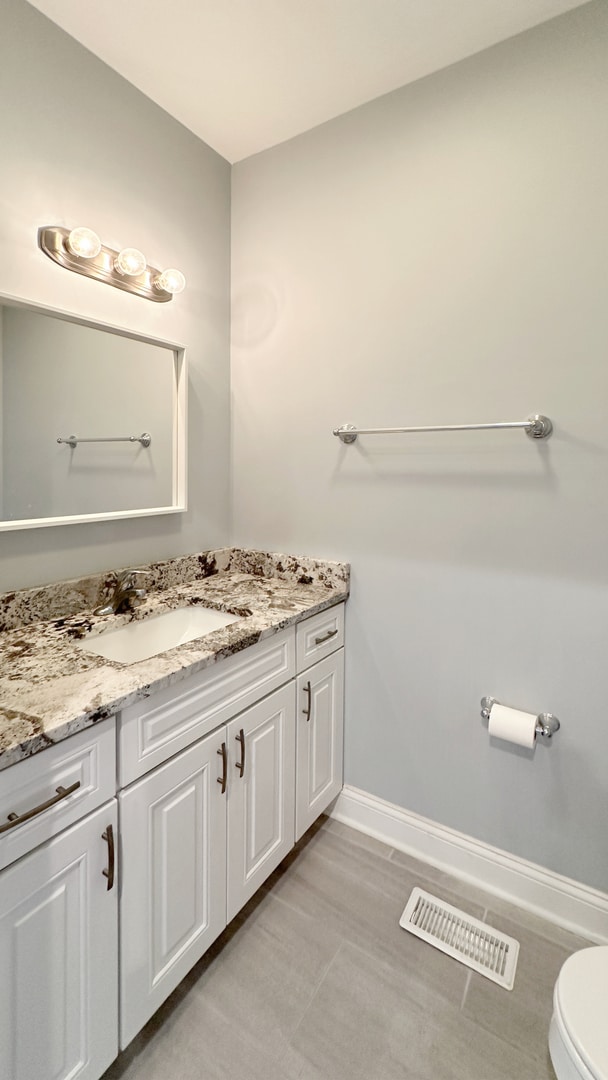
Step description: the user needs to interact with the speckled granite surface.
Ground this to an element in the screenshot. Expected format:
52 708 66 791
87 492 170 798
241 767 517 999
0 550 349 772
0 547 349 632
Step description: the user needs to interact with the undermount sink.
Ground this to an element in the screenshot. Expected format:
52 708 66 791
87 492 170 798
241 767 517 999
75 605 242 665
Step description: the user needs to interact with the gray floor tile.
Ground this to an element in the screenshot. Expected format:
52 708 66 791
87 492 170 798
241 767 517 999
290 939 547 1080
319 814 398 860
182 886 342 1063
263 820 478 1007
103 998 301 1080
389 844 594 954
462 909 581 1067
483 893 593 952
102 818 577 1080
388 844 510 912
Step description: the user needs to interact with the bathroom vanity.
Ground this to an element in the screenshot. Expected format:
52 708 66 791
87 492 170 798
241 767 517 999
0 549 348 1080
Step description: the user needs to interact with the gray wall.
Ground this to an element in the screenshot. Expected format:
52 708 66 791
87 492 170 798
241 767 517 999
3 0 607 891
0 308 3 516
0 0 231 589
231 2 608 890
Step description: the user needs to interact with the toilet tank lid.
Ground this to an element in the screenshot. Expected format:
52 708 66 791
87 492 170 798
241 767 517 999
555 947 608 1080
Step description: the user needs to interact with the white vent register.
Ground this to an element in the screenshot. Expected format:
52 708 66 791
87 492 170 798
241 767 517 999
400 888 519 990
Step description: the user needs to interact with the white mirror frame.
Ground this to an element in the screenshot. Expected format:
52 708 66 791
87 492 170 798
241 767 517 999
0 294 187 531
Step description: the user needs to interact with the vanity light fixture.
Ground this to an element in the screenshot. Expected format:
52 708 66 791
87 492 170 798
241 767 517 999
38 225 186 303
65 226 102 259
154 268 186 295
115 247 147 277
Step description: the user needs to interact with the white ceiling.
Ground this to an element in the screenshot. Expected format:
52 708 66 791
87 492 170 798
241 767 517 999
28 0 589 162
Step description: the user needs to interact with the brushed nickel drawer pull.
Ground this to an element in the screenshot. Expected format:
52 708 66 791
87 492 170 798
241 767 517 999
314 629 338 645
302 681 312 722
235 728 246 778
217 742 228 794
0 780 81 835
101 824 115 890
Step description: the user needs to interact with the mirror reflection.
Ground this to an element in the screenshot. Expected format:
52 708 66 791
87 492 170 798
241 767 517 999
0 299 185 529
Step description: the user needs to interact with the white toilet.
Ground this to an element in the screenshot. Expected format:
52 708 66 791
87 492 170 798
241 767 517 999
549 946 608 1080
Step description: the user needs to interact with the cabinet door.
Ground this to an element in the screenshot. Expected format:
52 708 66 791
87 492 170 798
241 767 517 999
295 649 344 841
119 728 227 1050
227 683 295 922
0 802 118 1080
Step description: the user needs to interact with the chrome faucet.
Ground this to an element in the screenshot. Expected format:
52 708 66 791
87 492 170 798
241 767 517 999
94 569 149 616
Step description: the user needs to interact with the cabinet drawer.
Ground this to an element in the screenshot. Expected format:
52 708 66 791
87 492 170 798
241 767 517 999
0 720 116 872
296 603 344 672
118 627 296 785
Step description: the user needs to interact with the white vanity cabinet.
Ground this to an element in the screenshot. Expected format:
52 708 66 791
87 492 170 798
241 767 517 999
226 682 295 921
118 725 228 1048
295 650 344 841
116 606 344 1049
294 605 345 841
0 725 118 1080
116 630 299 1046
118 680 297 1046
0 599 346 1077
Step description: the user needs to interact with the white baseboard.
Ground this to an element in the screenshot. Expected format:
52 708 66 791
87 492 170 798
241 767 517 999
331 786 608 944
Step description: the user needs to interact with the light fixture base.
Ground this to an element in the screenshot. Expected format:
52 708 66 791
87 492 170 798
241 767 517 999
38 226 173 303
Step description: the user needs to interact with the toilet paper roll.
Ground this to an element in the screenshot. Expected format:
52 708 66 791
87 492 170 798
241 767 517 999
488 703 537 749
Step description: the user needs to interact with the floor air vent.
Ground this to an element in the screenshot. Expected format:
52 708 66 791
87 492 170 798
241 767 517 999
399 887 519 990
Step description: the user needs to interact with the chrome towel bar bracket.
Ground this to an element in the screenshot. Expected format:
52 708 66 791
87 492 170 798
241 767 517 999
333 415 553 444
480 696 560 739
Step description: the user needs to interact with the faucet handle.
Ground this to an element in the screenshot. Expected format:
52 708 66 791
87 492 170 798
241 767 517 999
94 569 150 616
116 568 149 587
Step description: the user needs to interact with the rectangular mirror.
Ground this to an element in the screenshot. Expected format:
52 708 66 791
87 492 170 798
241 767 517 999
0 295 186 531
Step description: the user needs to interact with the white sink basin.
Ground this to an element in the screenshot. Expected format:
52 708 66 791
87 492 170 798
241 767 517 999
75 606 242 665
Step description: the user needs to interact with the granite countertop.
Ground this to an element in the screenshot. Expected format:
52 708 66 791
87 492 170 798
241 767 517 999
0 548 349 773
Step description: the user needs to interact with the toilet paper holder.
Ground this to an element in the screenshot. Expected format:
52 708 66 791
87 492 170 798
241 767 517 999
480 697 561 739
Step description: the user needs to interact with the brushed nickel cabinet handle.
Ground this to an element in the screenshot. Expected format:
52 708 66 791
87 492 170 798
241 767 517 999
314 629 338 645
101 824 115 891
0 780 81 835
235 729 246 778
217 742 228 794
302 681 312 722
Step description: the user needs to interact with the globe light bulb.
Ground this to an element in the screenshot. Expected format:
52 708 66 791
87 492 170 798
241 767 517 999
155 268 186 295
115 248 147 277
66 227 101 259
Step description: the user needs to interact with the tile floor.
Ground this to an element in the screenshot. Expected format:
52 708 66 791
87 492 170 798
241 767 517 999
103 816 590 1080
